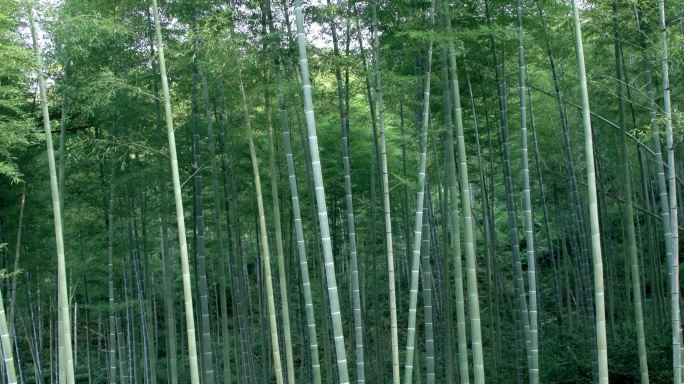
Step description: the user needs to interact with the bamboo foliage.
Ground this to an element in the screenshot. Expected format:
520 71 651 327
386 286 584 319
7 0 684 383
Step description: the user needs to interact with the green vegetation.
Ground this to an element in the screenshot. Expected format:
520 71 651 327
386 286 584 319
2 0 684 382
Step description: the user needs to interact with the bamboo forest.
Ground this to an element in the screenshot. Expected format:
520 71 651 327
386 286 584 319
6 0 684 382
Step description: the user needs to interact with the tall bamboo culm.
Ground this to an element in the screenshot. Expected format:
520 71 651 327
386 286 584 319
28 5 75 384
570 0 609 382
657 1 683 381
613 3 648 382
403 0 436 382
238 67 284 384
294 0 350 381
444 3 484 382
264 1 322 380
150 1 200 382
370 2 397 382
516 0 539 381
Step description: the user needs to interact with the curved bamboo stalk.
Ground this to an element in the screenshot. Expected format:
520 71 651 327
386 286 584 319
537 2 598 376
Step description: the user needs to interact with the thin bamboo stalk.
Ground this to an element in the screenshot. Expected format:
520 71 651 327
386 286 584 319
150 1 200 381
294 0 350 382
570 0 609 381
28 6 75 383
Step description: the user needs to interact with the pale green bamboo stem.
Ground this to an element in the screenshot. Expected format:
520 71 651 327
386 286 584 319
266 86 295 384
259 6 295 381
329 4 366 381
444 4 484 382
613 4 649 381
570 0 608 382
658 1 682 381
516 1 539 381
404 1 436 382
420 197 435 384
441 11 469 381
238 68 284 384
294 0 350 381
200 72 231 384
150 1 200 382
0 283 17 384
370 2 397 382
28 6 75 384
265 3 322 380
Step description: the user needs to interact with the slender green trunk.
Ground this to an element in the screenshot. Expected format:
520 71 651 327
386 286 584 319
636 3 672 339
570 1 609 381
516 1 539 381
526 71 562 348
403 1 436 382
150 1 200 382
538 2 598 375
0 282 17 384
485 0 531 379
369 3 397 382
442 23 469 384
28 6 75 384
258 7 296 382
613 4 649 381
294 0 350 381
657 1 683 380
444 4 485 382
328 4 366 381
420 195 435 384
438 29 455 384
8 183 26 346
107 152 117 384
238 67 284 384
198 72 232 384
267 44 323 382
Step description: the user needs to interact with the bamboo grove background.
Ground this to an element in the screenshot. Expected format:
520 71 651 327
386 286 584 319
1 0 684 382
